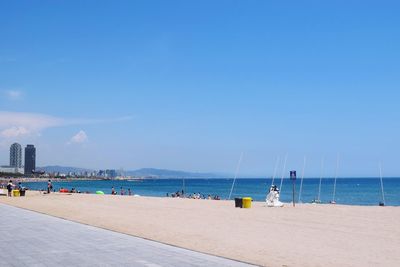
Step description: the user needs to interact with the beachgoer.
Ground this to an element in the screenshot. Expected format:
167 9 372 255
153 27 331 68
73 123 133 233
128 188 132 195
111 187 115 195
6 180 13 197
47 180 52 194
120 187 125 195
18 182 26 196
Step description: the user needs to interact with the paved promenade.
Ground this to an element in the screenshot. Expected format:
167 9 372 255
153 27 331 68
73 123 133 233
0 204 254 267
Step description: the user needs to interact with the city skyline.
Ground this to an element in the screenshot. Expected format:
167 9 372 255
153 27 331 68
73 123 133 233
0 141 398 178
1 1 400 177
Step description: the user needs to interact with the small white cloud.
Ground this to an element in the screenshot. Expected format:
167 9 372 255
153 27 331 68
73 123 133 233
0 111 132 141
4 90 23 100
0 126 30 138
0 111 64 136
69 130 88 144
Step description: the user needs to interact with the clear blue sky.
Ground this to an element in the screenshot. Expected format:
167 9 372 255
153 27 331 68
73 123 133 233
1 1 399 177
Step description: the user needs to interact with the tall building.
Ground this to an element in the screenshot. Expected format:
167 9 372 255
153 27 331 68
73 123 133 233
10 143 22 168
106 169 117 178
24 144 36 175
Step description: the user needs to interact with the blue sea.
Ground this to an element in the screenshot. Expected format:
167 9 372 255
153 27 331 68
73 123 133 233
22 178 400 206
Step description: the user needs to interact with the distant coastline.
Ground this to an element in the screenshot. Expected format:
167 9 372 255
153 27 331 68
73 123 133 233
0 177 105 183
1 166 227 180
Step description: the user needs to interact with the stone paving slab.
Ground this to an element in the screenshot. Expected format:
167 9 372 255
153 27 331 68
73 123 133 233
0 204 255 267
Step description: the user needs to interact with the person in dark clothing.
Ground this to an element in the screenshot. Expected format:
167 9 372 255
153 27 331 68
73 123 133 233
6 180 13 197
47 180 52 194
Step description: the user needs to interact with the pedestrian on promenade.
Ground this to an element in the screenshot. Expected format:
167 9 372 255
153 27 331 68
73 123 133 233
6 180 13 197
47 180 52 194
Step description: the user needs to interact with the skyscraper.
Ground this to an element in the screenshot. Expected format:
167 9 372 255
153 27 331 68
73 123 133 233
10 143 22 168
24 144 36 175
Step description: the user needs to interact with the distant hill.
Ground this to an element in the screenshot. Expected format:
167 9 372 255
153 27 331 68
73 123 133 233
124 168 223 178
37 166 224 178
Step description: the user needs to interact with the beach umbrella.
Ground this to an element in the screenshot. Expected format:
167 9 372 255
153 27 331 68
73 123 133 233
96 191 104 195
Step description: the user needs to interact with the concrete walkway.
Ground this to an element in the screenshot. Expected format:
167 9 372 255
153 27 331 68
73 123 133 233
0 204 255 267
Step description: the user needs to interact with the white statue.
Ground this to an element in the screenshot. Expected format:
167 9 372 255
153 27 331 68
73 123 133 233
266 185 284 207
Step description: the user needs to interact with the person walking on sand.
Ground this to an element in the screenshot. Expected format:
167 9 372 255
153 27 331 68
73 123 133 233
47 180 52 194
111 187 116 195
6 180 13 197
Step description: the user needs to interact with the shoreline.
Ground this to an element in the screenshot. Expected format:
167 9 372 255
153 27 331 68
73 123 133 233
0 177 106 183
1 191 399 267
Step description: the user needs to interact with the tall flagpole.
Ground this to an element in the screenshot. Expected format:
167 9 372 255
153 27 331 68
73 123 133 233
228 152 244 200
279 154 288 190
317 157 324 202
379 162 385 206
298 156 306 203
271 155 280 186
332 154 339 203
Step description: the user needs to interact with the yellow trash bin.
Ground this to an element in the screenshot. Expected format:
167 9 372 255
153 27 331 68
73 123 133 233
242 197 252 208
12 190 20 197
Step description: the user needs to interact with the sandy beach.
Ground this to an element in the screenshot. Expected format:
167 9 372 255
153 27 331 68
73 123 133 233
1 191 399 267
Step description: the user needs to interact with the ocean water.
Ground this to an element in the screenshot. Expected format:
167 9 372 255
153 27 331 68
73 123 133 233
21 178 400 206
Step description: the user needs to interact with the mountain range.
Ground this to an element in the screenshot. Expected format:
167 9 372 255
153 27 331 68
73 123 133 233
37 166 226 178
124 168 224 178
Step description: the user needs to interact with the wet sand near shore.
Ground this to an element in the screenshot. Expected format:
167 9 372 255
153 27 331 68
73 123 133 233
1 191 399 267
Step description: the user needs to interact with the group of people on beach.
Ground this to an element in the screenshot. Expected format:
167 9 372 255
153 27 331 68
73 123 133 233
47 180 89 194
1 180 26 197
59 187 82 193
167 190 221 200
111 187 132 196
187 193 221 200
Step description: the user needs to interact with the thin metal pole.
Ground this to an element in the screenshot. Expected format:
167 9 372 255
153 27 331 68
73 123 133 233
279 154 288 191
271 155 280 186
228 152 244 200
298 156 306 203
379 162 386 205
332 154 339 203
292 178 296 207
317 157 324 202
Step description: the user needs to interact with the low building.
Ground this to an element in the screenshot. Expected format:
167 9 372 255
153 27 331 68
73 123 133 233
0 166 24 174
